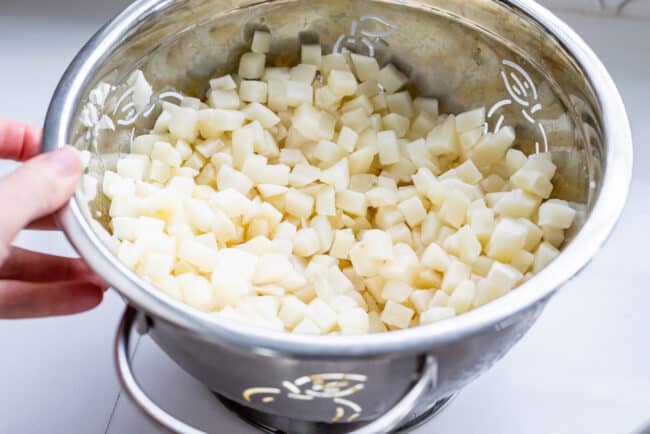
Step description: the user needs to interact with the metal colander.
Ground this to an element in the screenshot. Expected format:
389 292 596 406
43 1 632 432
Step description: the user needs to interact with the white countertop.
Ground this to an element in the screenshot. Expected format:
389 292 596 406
0 1 648 433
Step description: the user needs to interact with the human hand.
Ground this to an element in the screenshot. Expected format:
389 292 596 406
0 119 106 319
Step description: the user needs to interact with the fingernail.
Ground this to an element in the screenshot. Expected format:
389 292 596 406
46 146 81 176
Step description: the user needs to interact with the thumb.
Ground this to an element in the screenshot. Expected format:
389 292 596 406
0 146 81 259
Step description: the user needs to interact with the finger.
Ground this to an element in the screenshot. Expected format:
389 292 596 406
0 280 103 319
0 119 42 161
0 146 81 258
26 214 59 230
0 246 106 287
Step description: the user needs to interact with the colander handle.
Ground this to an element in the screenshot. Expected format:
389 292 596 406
115 306 438 434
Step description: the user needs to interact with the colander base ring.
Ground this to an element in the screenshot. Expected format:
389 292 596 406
216 393 456 434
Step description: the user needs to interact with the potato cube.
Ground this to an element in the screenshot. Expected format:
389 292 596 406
483 261 522 294
314 86 342 110
331 229 355 259
427 116 457 156
316 186 336 216
377 130 400 165
239 80 268 103
350 53 380 82
179 274 216 311
251 30 271 54
198 109 245 137
301 44 322 66
321 53 351 74
210 74 237 90
429 290 450 307
239 52 266 79
386 91 414 118
328 70 358 97
377 64 408 93
313 140 345 165
332 128 357 155
494 189 539 219
459 127 483 151
449 280 475 314
320 158 350 191
455 160 482 185
397 196 427 227
413 97 439 116
510 249 534 274
117 157 149 181
420 306 455 325
207 89 240 109
381 301 414 329
468 127 515 167
338 308 370 335
505 149 527 175
383 113 410 138
486 218 527 262
381 281 413 303
455 107 485 133
306 298 338 332
533 241 560 272
242 103 280 128
341 107 371 132
348 147 376 175
293 228 320 257
285 190 314 219
510 168 553 198
336 190 367 216
439 189 470 228
441 259 471 294
217 165 253 195
286 80 313 106
151 141 182 168
289 163 320 188
366 187 399 208
253 254 293 285
212 189 253 217
293 317 321 334
480 174 506 193
178 239 219 273
412 168 445 207
542 225 565 248
276 296 306 327
538 199 576 229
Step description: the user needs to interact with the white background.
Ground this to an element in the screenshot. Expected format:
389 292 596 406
0 1 648 433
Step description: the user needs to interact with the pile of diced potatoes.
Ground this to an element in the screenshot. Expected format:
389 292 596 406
100 30 576 335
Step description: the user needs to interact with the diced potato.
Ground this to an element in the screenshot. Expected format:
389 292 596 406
455 107 485 133
350 53 380 82
538 199 576 229
239 80 268 103
251 30 272 54
485 218 527 262
377 130 400 165
301 44 322 66
330 229 355 259
427 115 457 156
377 64 408 94
381 301 414 329
239 52 266 79
386 91 414 118
210 74 237 90
328 70 358 97
420 306 455 325
207 89 240 109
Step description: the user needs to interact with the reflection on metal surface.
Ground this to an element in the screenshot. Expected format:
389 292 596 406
486 59 549 153
332 15 399 56
243 372 367 422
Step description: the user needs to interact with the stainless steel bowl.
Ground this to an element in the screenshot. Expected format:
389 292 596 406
43 0 633 432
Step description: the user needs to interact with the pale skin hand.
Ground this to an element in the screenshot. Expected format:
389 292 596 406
0 118 106 319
